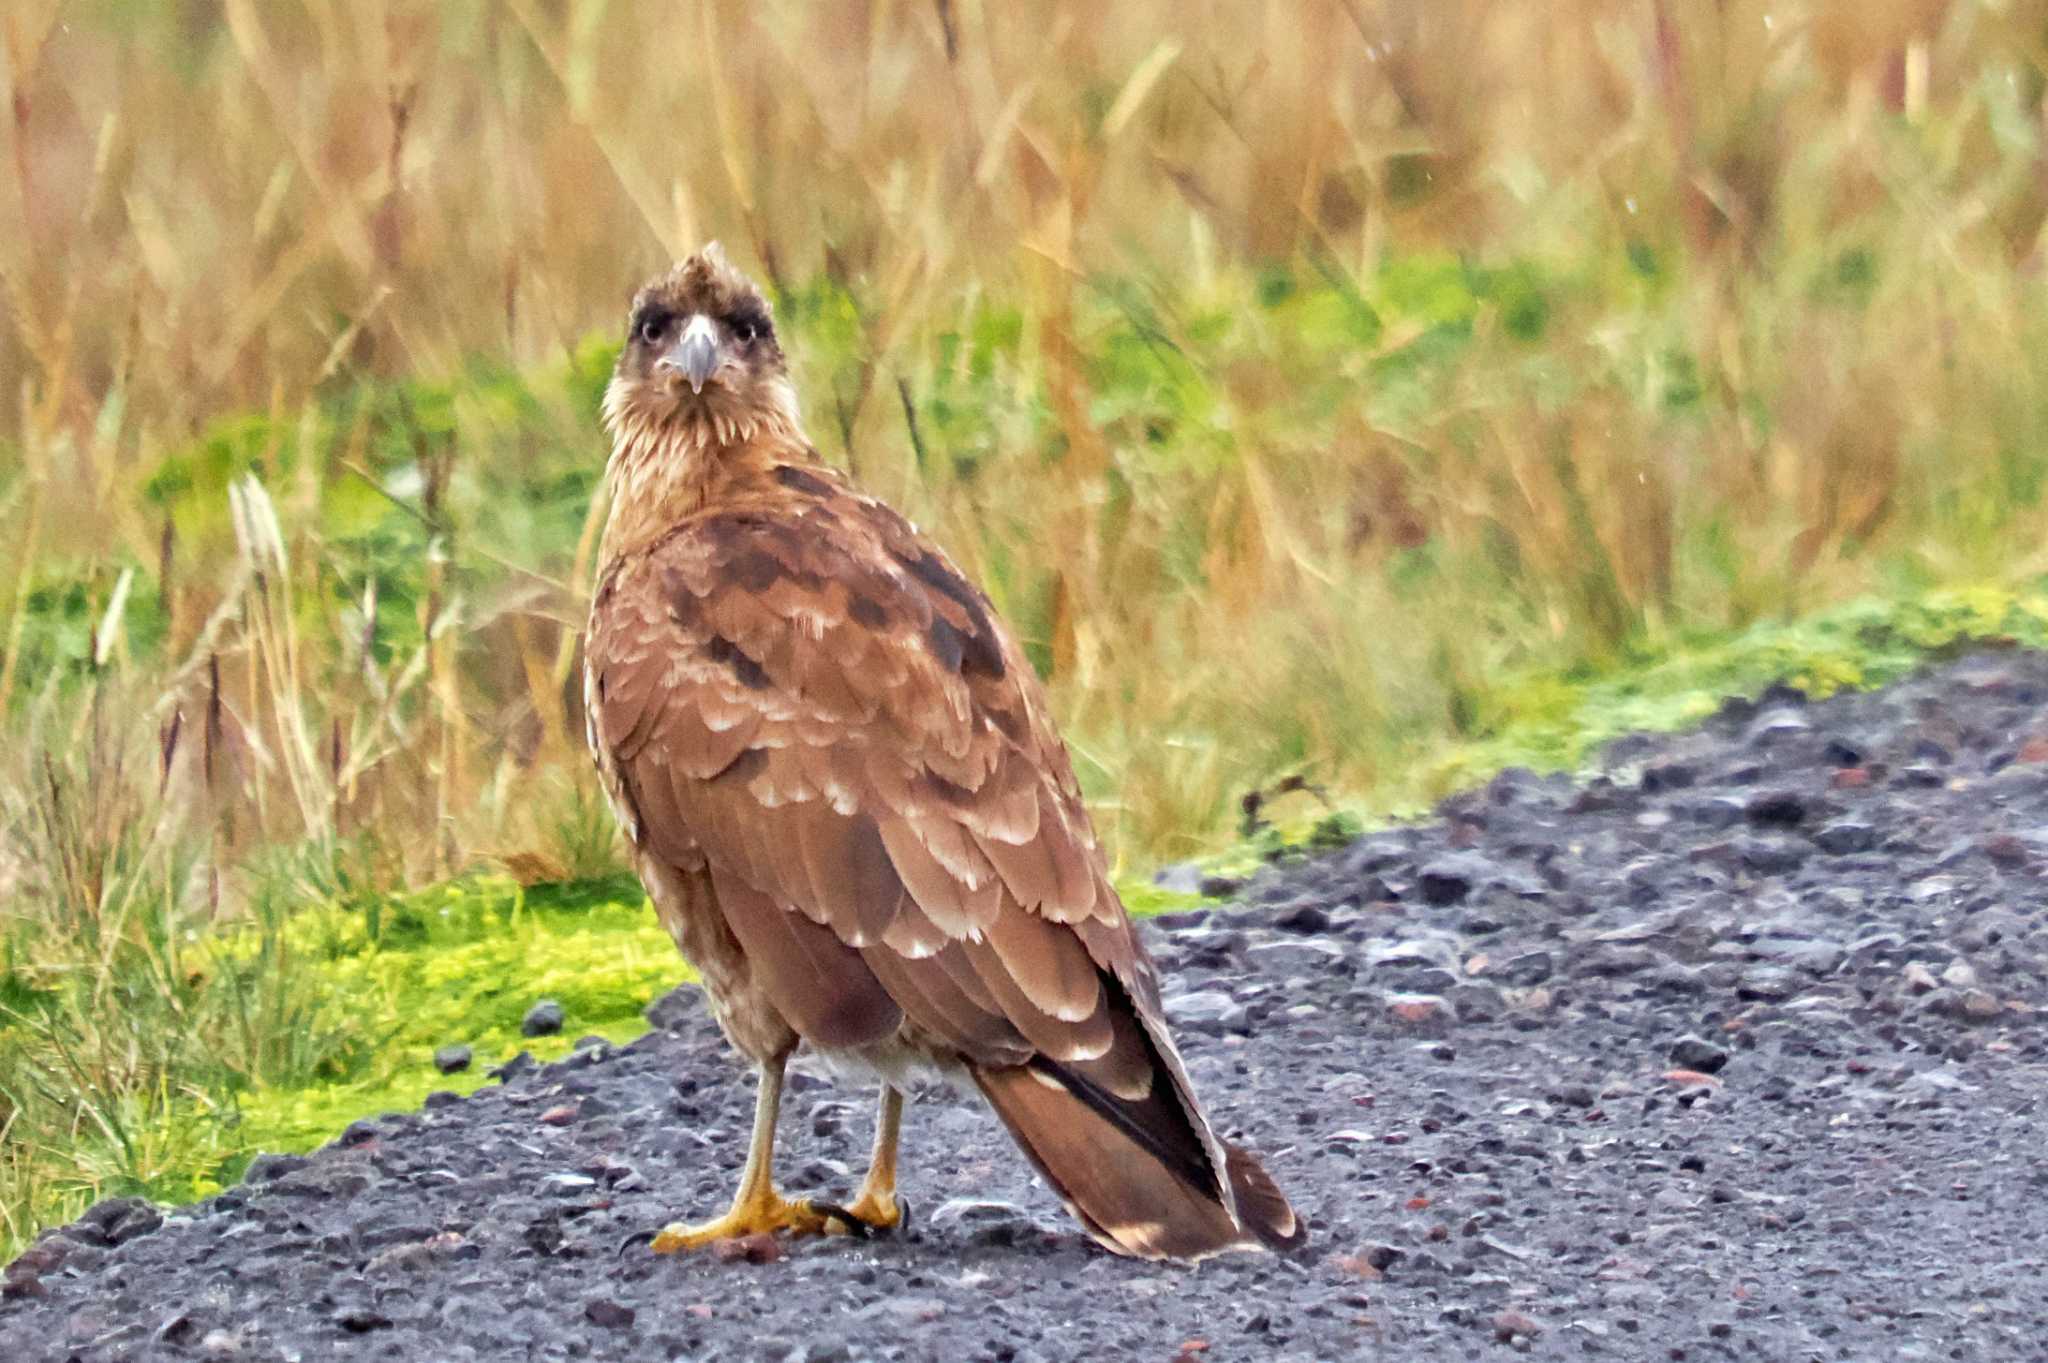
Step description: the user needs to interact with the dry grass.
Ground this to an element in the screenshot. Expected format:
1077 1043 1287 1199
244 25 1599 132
7 0 2048 864
7 0 2048 1258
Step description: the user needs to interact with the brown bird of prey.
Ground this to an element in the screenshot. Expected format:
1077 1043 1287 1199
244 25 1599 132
584 243 1303 1260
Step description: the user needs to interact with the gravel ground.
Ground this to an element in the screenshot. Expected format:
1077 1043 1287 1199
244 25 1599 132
9 651 2048 1361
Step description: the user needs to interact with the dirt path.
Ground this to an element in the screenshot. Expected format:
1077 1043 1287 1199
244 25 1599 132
8 652 2048 1361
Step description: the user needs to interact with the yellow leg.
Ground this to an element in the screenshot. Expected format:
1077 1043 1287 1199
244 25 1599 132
652 1056 848 1252
842 1085 905 1231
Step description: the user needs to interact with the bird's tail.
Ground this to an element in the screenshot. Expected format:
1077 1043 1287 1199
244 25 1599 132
973 1010 1304 1260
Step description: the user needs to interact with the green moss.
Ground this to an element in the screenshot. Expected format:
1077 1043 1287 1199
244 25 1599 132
4 873 690 1218
1114 879 1209 917
227 874 685 1151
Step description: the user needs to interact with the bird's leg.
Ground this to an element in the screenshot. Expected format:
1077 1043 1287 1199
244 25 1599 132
651 1054 855 1252
842 1085 906 1231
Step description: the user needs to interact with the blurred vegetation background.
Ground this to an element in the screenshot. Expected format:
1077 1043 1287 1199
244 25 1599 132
10 0 2048 1253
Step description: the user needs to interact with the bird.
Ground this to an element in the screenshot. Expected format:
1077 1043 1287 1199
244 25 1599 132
583 242 1304 1261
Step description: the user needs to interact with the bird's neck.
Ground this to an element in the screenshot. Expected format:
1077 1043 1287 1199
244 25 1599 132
598 394 811 563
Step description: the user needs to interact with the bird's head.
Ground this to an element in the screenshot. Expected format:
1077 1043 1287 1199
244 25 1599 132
603 242 800 450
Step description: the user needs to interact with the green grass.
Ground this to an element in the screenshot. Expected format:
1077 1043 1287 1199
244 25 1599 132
0 868 684 1251
224 874 686 1156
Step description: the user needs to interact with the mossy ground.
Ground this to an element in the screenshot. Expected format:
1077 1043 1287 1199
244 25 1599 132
0 873 685 1245
222 874 688 1163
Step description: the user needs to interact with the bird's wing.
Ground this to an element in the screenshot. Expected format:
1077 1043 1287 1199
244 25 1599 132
586 466 1153 1066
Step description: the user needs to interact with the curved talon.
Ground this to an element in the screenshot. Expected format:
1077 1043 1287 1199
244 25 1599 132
812 1200 873 1239
617 1228 658 1257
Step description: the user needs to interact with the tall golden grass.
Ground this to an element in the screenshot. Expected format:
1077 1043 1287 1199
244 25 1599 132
6 0 2048 880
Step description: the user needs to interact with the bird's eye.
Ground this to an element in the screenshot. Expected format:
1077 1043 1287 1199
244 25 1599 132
636 314 667 345
732 319 757 344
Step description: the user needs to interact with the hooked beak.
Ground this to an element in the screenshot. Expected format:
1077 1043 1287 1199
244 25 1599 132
659 314 721 395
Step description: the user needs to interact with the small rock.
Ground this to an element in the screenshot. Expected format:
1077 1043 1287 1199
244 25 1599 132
1747 709 1810 747
432 1044 472 1074
337 1119 380 1148
585 1299 636 1330
1640 964 1708 997
1386 993 1450 1025
522 999 566 1037
1567 780 1624 814
488 1051 538 1084
713 1233 784 1264
1418 853 1493 906
1246 940 1347 976
929 1199 1035 1246
335 1307 394 1334
930 1197 1032 1227
1910 737 1953 765
1668 1035 1730 1074
1820 737 1864 767
1814 820 1876 855
1661 1069 1722 1088
1686 796 1748 828
794 1342 854 1363
538 1104 578 1127
645 985 702 1032
1980 834 2029 866
1762 938 1844 975
1494 1310 1543 1342
242 1153 310 1185
1486 766 1547 804
1164 989 1249 1033
1902 962 1941 994
1 1273 45 1301
1640 760 1696 793
1498 951 1554 986
1942 989 2003 1023
1737 835 1807 875
1737 965 1799 1002
77 1197 163 1246
1445 983 1503 1021
1577 944 1659 977
1271 902 1332 934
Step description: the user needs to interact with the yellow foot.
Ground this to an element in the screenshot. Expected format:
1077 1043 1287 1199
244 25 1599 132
650 1189 886 1254
841 1188 905 1233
